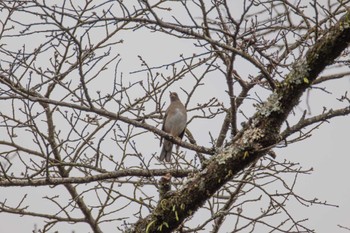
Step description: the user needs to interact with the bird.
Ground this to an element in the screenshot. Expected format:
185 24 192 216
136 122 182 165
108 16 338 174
159 92 187 162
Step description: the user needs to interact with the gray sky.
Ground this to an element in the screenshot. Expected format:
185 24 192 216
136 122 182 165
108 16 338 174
0 1 349 232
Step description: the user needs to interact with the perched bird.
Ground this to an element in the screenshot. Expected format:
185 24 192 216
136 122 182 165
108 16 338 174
159 92 187 162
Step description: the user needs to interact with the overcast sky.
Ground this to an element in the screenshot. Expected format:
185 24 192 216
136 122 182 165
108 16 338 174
0 1 349 232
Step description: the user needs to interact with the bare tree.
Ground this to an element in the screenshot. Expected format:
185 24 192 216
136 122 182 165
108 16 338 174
0 1 349 232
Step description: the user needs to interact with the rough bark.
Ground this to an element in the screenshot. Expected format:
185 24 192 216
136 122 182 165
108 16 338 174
130 11 350 233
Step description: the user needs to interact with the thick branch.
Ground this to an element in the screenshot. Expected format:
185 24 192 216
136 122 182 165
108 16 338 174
130 10 350 233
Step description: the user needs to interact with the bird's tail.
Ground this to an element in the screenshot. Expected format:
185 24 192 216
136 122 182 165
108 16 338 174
159 140 173 162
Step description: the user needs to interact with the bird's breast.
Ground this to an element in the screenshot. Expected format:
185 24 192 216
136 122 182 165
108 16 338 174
164 108 187 135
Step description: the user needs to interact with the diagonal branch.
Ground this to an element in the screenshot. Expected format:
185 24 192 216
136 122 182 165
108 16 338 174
0 74 215 156
281 107 350 140
129 10 350 233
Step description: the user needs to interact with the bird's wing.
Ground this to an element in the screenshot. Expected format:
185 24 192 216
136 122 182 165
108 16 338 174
179 127 186 139
160 110 168 146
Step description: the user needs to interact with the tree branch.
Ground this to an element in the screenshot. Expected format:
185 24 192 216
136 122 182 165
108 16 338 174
129 10 350 233
0 169 193 187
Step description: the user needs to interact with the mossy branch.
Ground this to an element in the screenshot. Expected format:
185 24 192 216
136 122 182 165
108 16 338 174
130 10 350 233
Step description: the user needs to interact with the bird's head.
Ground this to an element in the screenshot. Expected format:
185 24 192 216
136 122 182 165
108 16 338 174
169 92 180 101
